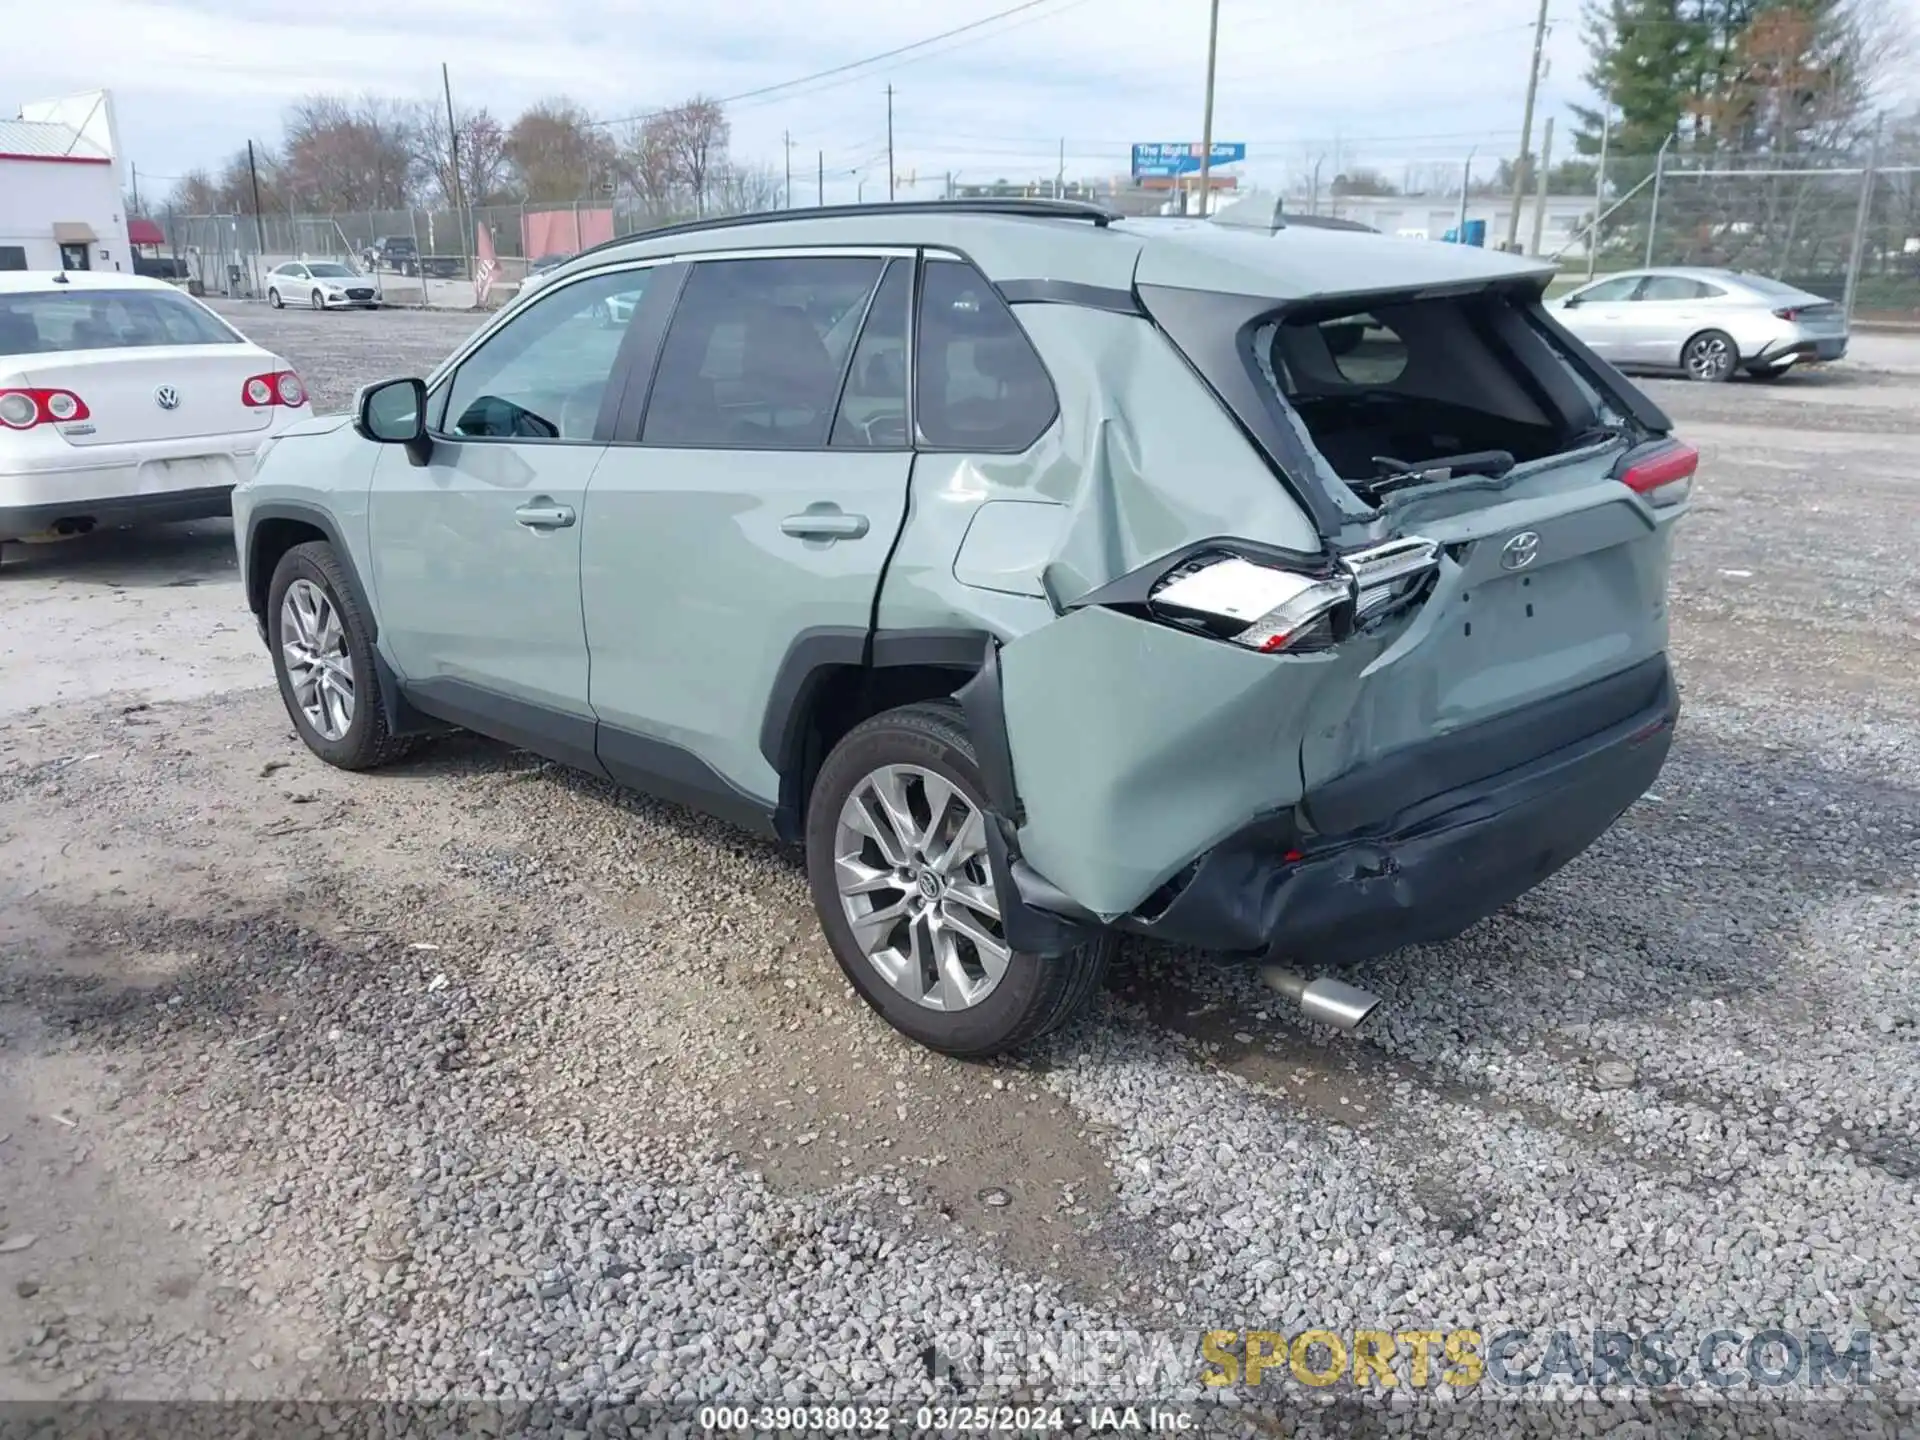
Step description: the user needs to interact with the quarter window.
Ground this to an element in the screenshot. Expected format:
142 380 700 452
643 256 883 449
914 259 1056 451
440 268 651 441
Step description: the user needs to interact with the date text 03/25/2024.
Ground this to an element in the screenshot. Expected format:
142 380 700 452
698 1404 1195 1431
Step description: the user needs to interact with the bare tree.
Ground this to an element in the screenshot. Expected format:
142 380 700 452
506 98 616 202
418 102 515 208
652 97 730 215
281 94 419 210
709 162 782 216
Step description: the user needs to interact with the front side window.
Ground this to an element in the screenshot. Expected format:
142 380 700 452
914 259 1056 451
643 256 884 449
0 289 240 354
1572 275 1644 304
440 267 651 441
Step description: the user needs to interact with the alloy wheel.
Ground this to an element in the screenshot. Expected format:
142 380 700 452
833 763 1011 1012
1685 334 1732 381
280 577 356 741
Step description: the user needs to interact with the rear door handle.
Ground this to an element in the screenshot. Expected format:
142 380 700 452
781 509 869 541
515 501 576 530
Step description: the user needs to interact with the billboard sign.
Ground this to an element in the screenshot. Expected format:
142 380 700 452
1130 142 1247 178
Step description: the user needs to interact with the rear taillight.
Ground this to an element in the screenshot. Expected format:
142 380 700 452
1773 307 1801 320
243 370 307 408
1619 439 1698 508
0 387 91 429
1150 554 1354 655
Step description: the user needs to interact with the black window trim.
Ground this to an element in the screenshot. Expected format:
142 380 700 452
425 259 667 448
633 252 896 454
826 255 915 454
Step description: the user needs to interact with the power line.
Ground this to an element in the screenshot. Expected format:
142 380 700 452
591 0 1080 129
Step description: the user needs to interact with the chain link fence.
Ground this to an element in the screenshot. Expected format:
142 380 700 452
148 195 771 310
143 152 1920 320
1562 149 1920 320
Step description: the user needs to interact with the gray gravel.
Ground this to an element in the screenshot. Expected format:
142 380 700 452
1 309 1916 1436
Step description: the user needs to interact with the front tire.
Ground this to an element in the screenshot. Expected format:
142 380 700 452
1683 329 1738 382
310 289 326 311
266 541 413 771
806 702 1113 1058
268 288 283 309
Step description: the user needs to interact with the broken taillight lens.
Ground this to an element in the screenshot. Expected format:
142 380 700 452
1619 440 1698 508
1149 554 1352 654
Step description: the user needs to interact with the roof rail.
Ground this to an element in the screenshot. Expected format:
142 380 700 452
567 196 1125 265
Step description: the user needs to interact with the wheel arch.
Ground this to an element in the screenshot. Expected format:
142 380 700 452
762 627 1016 840
245 503 375 639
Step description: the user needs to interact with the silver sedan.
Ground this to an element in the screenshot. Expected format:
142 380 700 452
1547 267 1849 381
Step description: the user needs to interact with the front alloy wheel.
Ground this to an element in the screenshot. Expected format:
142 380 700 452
834 763 1009 1012
266 540 415 771
279 577 355 741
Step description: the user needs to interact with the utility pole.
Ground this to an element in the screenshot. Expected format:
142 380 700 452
245 140 266 254
1194 0 1221 217
1590 86 1611 280
1057 139 1065 199
131 163 140 215
442 63 470 281
1457 148 1476 243
886 85 896 202
1505 0 1551 251
1645 132 1673 267
1529 116 1554 257
1843 115 1882 320
784 131 793 209
817 151 824 207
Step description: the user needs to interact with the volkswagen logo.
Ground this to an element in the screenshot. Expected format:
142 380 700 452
153 385 181 411
1500 531 1541 571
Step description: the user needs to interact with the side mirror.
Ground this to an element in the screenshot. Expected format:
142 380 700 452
354 377 432 467
1561 293 1582 307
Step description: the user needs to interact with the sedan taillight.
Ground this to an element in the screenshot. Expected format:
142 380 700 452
242 370 308 408
0 387 91 429
1773 306 1802 320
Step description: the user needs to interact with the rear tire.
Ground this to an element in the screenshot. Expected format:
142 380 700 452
1682 329 1738 383
806 701 1113 1058
266 541 414 771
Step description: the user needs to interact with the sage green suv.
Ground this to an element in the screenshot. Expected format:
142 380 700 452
234 198 1688 1057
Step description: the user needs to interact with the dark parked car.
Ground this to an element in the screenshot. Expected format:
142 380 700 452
362 236 460 280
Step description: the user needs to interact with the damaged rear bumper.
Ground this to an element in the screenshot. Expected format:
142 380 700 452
990 653 1679 962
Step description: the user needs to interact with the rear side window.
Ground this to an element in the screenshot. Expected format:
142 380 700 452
832 259 911 449
643 256 884 450
0 289 239 355
915 259 1056 451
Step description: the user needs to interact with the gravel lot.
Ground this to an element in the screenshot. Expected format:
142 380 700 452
1 302 1917 1434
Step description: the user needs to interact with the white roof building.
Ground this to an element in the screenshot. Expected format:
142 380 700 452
0 90 131 274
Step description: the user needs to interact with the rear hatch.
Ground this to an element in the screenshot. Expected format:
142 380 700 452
17 345 276 446
995 252 1688 919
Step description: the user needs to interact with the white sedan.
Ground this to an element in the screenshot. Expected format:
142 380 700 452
0 270 310 548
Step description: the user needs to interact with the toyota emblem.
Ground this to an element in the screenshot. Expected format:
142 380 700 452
153 385 181 411
1500 531 1541 571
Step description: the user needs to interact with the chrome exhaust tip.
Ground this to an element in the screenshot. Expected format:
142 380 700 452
1259 965 1382 1032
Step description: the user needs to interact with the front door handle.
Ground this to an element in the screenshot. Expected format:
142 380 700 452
515 500 576 530
781 508 869 541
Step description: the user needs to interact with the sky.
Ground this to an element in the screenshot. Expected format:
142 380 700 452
7 0 1918 208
